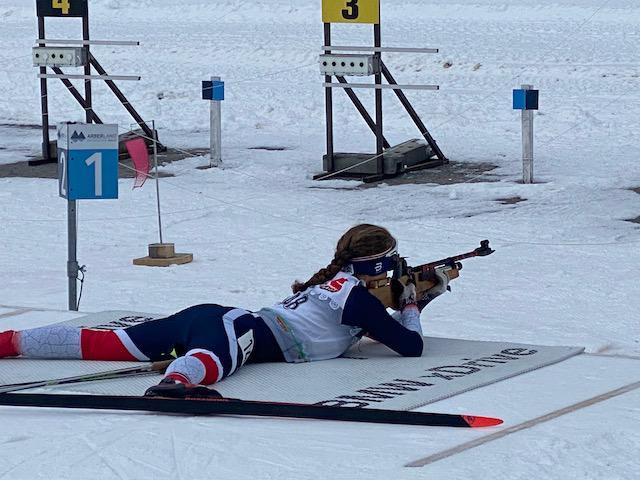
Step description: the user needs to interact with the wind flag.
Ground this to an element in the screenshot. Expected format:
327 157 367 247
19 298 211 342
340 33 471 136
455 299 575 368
125 138 150 189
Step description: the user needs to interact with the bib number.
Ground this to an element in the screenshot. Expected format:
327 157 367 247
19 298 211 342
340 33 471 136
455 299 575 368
282 292 308 310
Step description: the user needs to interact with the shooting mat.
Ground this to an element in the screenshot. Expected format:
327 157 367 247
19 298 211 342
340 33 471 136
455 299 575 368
0 309 584 410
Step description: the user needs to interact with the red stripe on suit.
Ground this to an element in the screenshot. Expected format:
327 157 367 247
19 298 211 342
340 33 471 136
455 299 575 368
80 329 138 361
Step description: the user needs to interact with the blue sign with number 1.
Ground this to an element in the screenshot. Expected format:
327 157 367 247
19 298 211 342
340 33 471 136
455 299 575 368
58 123 119 200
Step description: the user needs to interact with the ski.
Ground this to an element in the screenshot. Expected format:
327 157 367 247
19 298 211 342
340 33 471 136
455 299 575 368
0 392 503 428
0 360 172 394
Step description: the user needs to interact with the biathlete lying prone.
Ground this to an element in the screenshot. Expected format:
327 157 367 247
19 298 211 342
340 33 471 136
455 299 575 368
0 224 449 398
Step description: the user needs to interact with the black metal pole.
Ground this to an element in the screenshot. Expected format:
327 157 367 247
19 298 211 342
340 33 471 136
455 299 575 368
88 54 158 145
374 24 383 173
82 13 92 124
34 17 51 165
67 199 78 311
380 61 447 163
323 23 334 172
335 76 390 149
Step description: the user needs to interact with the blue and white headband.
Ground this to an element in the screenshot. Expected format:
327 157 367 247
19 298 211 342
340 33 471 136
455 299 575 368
347 240 399 276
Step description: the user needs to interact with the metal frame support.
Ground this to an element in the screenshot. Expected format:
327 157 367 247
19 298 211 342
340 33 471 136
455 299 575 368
35 17 51 165
380 62 447 163
323 23 334 172
38 73 141 81
88 54 157 145
373 23 383 172
37 38 140 46
38 73 140 83
82 14 92 126
50 67 102 123
321 46 439 53
323 82 439 91
335 76 390 148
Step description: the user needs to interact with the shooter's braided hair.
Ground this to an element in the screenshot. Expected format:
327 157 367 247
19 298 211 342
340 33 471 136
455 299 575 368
292 224 396 293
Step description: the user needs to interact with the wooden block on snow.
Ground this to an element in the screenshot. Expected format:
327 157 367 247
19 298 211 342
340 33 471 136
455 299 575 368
133 253 193 267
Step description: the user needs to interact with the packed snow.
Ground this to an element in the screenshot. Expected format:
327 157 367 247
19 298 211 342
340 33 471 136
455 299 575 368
0 0 638 478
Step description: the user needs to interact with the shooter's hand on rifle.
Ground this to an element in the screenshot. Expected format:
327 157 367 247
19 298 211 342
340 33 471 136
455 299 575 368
392 279 417 310
391 268 450 311
416 268 450 310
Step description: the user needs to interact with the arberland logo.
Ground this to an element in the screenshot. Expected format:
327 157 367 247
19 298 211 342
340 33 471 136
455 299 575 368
70 131 86 142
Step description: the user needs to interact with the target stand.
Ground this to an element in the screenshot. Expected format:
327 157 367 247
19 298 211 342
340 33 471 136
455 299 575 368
315 0 447 183
31 0 161 165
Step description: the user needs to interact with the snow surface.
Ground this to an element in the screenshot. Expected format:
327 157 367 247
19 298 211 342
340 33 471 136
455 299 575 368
0 0 639 478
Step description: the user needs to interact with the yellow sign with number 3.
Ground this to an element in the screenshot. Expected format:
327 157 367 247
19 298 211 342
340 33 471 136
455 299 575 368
52 0 70 15
322 0 380 24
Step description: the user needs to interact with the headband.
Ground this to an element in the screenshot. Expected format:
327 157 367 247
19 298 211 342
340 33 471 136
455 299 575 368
349 240 399 276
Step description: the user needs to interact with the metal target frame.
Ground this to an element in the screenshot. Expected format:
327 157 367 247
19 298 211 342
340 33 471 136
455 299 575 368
318 0 447 181
32 0 159 165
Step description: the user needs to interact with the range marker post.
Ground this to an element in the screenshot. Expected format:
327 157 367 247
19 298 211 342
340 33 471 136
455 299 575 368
513 84 539 184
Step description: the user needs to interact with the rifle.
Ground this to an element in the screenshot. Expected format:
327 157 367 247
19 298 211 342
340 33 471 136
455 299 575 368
367 240 495 309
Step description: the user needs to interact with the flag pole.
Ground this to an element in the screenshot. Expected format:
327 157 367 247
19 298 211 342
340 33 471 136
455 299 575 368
132 121 192 268
151 120 163 244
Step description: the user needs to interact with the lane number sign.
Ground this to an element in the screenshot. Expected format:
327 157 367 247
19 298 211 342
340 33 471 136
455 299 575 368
58 123 119 200
322 0 380 24
36 0 88 17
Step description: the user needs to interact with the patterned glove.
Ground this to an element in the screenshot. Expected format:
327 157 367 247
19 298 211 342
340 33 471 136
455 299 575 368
391 279 418 310
398 282 418 309
417 269 450 309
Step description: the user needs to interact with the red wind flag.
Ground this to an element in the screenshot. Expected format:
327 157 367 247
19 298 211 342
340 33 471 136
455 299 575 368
125 138 150 189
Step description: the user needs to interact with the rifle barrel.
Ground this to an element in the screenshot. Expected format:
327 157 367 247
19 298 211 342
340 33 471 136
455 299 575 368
418 240 494 271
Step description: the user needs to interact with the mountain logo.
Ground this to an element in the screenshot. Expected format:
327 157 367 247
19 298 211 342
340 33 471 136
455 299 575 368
70 131 86 142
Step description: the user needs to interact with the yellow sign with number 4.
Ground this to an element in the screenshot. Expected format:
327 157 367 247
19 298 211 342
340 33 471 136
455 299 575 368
322 0 380 24
52 0 71 15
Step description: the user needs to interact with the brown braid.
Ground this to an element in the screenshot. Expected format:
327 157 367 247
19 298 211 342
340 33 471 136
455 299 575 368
292 224 396 293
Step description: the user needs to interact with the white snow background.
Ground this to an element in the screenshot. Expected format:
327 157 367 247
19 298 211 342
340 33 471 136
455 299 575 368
0 0 639 478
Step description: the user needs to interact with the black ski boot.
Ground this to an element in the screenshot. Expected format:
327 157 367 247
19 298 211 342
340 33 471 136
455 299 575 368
144 378 224 399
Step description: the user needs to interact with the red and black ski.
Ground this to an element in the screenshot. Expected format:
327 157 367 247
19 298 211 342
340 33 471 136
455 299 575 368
0 392 502 428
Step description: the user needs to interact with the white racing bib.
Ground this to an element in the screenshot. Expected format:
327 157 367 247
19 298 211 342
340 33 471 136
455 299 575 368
258 272 364 362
